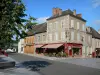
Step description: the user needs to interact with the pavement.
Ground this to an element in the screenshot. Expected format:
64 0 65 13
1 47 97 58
0 54 40 75
7 53 100 75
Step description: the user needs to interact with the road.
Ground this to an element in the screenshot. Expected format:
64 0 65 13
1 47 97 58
4 53 100 75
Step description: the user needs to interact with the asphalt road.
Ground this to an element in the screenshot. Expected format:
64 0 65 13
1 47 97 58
9 53 100 75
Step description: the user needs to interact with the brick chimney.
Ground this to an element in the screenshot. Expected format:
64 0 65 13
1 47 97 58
52 7 62 16
76 14 82 18
73 10 76 16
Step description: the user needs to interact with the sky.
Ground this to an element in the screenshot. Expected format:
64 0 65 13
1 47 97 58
22 0 100 31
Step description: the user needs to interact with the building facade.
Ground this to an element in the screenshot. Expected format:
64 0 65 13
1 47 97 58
24 36 34 54
21 7 100 57
18 39 24 53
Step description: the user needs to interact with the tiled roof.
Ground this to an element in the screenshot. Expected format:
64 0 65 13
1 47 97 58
89 27 100 39
47 9 86 22
27 22 47 36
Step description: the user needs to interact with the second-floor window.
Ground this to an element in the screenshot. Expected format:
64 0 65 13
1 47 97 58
38 36 40 41
61 32 65 40
71 20 74 28
61 20 65 28
71 31 74 40
77 22 79 30
48 23 52 31
48 34 52 41
88 36 91 43
82 24 85 31
55 32 58 40
43 35 45 41
77 33 80 41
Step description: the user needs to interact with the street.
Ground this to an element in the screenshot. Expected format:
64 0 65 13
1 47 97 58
1 53 98 75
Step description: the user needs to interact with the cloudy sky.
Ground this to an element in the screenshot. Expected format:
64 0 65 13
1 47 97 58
22 0 100 31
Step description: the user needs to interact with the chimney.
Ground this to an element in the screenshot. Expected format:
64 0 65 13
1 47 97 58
52 7 62 16
76 14 82 18
73 10 76 16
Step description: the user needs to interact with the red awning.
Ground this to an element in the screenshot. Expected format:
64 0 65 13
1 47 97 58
42 44 63 49
34 45 43 48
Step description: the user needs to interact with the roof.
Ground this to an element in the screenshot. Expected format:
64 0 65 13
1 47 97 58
47 9 86 22
27 22 47 36
89 27 100 39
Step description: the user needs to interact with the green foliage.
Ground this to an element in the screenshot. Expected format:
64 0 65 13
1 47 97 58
0 0 27 48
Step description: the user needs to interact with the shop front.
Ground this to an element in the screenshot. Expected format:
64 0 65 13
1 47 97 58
64 43 82 57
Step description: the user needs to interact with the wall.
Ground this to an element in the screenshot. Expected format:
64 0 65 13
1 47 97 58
24 36 34 54
18 39 24 53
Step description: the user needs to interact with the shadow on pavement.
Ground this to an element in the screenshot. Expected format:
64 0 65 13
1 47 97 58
16 60 51 71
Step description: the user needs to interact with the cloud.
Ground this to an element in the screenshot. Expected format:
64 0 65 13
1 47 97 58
37 16 49 24
92 0 100 8
93 20 100 25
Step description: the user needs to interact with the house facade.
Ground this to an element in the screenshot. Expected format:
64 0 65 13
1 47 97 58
19 7 100 57
24 36 34 54
18 39 24 53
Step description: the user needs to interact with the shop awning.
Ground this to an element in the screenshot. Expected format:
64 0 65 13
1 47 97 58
42 44 63 49
34 45 43 48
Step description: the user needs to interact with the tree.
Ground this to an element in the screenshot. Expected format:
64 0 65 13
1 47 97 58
0 0 27 48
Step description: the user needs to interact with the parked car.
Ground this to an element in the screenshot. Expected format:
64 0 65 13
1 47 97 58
5 48 16 53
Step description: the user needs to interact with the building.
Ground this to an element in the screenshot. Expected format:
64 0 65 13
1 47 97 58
33 8 87 57
24 35 34 54
18 39 24 53
22 7 100 58
86 27 100 57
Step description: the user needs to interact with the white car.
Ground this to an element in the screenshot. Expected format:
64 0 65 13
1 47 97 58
5 48 16 53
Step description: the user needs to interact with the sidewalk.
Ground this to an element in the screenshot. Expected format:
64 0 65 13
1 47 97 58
22 53 90 61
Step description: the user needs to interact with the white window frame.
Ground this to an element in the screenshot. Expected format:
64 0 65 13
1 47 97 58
77 22 79 29
55 32 58 40
48 33 52 41
82 24 85 31
61 20 65 28
71 31 74 40
71 20 74 28
61 32 65 40
77 33 80 41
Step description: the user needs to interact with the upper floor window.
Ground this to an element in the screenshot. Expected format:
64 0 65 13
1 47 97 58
61 32 65 40
43 35 45 41
48 23 52 31
77 33 80 41
71 20 74 28
77 22 79 29
71 31 74 40
82 24 85 31
48 33 52 41
37 36 40 41
55 22 58 30
55 32 58 40
61 20 65 28
88 36 91 43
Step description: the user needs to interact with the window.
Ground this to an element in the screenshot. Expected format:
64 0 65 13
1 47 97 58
43 35 45 41
71 20 74 28
77 33 80 41
48 34 52 41
48 23 52 31
88 36 91 42
38 36 40 41
55 22 58 30
77 22 79 29
71 31 74 40
82 24 85 31
61 20 65 28
61 32 65 40
55 32 58 40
